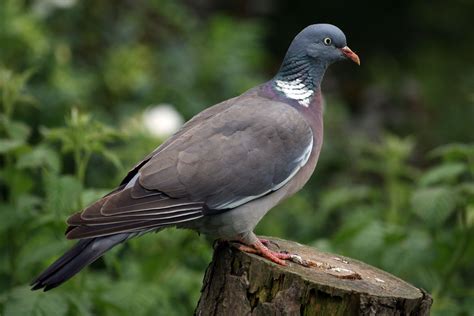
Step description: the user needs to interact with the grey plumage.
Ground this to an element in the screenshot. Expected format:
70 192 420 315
64 91 313 239
31 23 359 291
31 234 129 291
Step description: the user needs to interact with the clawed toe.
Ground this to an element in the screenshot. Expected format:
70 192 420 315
231 243 259 254
258 238 281 249
230 239 295 266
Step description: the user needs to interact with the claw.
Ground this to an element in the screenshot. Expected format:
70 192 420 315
259 238 270 245
234 239 291 265
258 238 281 249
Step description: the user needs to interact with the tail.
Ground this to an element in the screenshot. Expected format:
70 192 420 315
31 233 129 291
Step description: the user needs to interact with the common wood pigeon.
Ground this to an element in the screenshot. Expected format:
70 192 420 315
31 23 360 291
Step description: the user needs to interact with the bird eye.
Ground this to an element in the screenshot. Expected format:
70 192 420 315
323 37 332 46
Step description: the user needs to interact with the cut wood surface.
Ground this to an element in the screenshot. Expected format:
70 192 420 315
195 237 432 315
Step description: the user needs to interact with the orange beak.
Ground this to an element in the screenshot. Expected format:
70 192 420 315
341 46 360 65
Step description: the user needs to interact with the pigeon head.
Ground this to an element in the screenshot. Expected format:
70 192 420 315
290 24 360 66
273 24 360 106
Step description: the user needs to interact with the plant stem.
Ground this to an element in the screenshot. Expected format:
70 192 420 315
74 149 90 209
433 222 471 298
5 153 17 286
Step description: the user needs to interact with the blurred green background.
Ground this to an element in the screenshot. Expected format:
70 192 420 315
1 0 473 315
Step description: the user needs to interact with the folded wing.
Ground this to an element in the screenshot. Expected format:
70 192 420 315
66 92 313 239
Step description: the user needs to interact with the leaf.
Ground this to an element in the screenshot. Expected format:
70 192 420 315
357 133 417 179
465 204 474 229
0 68 36 117
40 126 73 153
1 168 35 197
3 286 68 316
64 293 93 316
100 149 123 170
0 138 24 153
344 219 386 260
429 143 474 161
320 185 372 212
43 173 82 216
17 239 69 271
411 187 457 226
0 194 41 234
16 145 61 172
4 120 31 141
419 162 467 186
16 193 42 214
466 205 474 228
99 281 161 314
40 109 123 178
457 182 474 196
0 203 22 234
82 188 110 206
381 230 433 277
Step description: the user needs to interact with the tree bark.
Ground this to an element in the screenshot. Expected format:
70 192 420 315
195 237 432 316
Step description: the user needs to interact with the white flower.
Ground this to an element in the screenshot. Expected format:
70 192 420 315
142 104 184 138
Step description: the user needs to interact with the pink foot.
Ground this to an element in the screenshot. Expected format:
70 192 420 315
259 238 270 245
236 239 290 266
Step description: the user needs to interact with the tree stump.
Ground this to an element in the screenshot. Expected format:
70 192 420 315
195 237 432 316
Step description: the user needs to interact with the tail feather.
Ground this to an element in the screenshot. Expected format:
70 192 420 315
31 233 129 291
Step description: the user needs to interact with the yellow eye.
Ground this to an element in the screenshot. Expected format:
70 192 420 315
323 37 332 46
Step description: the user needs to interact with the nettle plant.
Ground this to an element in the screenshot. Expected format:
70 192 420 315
0 69 124 314
321 134 474 313
1 69 207 315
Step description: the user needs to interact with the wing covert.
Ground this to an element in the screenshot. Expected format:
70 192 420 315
139 95 314 211
66 91 314 239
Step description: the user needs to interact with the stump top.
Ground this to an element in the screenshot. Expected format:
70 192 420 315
249 237 423 300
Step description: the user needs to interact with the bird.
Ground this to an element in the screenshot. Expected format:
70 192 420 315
31 23 360 291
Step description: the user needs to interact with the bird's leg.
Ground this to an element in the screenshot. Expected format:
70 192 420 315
251 239 291 265
233 243 259 254
234 233 291 266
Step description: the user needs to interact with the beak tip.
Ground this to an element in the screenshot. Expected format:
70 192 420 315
341 46 361 66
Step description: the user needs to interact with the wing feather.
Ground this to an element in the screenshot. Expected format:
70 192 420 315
66 89 314 240
66 185 204 238
139 94 314 211
67 212 204 239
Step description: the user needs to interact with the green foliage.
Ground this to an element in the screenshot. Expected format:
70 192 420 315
1 1 473 315
260 137 474 315
41 108 122 184
0 66 213 315
2 286 68 316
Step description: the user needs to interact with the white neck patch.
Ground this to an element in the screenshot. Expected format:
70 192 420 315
275 78 314 107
